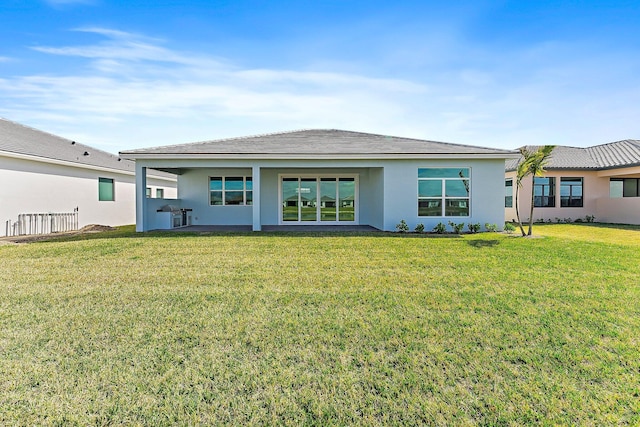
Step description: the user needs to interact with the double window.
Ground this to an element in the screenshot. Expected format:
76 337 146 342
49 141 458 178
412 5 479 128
533 177 555 207
210 176 252 206
610 178 640 198
146 188 165 199
560 178 583 207
418 168 470 217
98 177 115 201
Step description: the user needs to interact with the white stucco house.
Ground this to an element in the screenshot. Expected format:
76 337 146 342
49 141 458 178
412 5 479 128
505 141 640 225
120 129 518 232
0 118 177 236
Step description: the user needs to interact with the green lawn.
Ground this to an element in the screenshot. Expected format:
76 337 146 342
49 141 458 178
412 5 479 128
1 224 639 425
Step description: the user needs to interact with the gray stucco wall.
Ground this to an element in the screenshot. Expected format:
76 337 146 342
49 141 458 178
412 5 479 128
178 167 253 226
382 159 506 231
136 158 506 231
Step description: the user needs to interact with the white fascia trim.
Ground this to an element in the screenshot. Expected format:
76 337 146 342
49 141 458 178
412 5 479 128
1 150 176 182
122 152 520 161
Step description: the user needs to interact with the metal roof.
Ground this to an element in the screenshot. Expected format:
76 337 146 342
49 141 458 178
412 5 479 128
120 129 517 158
586 140 640 169
505 140 640 171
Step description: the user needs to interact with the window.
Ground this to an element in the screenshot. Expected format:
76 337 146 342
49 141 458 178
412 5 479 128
98 178 114 201
560 178 583 207
418 168 470 217
156 188 164 198
505 179 513 208
210 176 252 205
610 178 640 198
533 177 555 207
146 187 152 198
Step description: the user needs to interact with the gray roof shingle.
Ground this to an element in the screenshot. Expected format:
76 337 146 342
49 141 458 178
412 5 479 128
120 129 517 157
506 140 640 171
0 117 135 173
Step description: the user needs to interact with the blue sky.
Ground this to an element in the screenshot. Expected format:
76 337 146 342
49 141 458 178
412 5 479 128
1 0 639 153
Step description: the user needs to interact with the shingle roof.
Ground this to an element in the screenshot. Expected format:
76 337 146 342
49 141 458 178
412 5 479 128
505 140 640 171
0 117 135 173
120 129 517 157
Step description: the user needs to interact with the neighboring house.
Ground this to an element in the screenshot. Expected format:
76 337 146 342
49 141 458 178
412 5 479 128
120 129 518 232
505 141 640 225
0 118 177 236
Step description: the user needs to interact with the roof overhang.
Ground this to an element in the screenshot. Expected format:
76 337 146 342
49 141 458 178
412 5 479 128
121 152 520 161
1 149 177 181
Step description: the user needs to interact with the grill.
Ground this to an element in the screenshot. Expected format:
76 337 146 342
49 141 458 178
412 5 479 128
157 205 192 228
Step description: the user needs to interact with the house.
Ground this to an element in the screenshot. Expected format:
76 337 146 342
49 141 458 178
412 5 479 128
120 129 518 232
505 141 640 225
0 118 177 236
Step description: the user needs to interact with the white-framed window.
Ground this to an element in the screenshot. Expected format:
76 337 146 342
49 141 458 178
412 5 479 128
98 177 115 201
418 168 470 217
209 176 253 206
146 187 152 198
505 179 513 208
156 188 164 198
279 174 358 224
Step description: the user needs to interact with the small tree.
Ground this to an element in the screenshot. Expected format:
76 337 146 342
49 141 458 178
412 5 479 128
514 145 555 236
525 146 554 235
514 151 529 236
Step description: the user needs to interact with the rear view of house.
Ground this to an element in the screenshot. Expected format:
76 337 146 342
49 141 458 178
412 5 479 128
505 141 640 225
0 118 177 236
121 129 518 232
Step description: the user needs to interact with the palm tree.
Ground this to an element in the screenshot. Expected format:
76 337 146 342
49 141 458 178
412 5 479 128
514 148 529 236
514 145 555 236
526 145 554 235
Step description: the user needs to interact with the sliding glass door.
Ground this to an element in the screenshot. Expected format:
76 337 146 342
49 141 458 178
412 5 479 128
281 175 357 224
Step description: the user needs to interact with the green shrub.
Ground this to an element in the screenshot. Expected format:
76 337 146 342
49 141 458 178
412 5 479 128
467 223 481 233
433 222 447 234
504 222 516 234
414 223 425 233
485 223 499 232
395 220 409 233
448 221 465 234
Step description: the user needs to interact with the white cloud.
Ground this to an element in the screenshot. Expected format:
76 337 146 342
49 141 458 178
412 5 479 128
3 26 640 153
2 28 436 151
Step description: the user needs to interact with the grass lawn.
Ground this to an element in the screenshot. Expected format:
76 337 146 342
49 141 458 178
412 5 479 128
1 224 639 425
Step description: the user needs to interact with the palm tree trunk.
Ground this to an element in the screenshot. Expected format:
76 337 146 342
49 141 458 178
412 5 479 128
528 180 535 235
515 182 526 236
